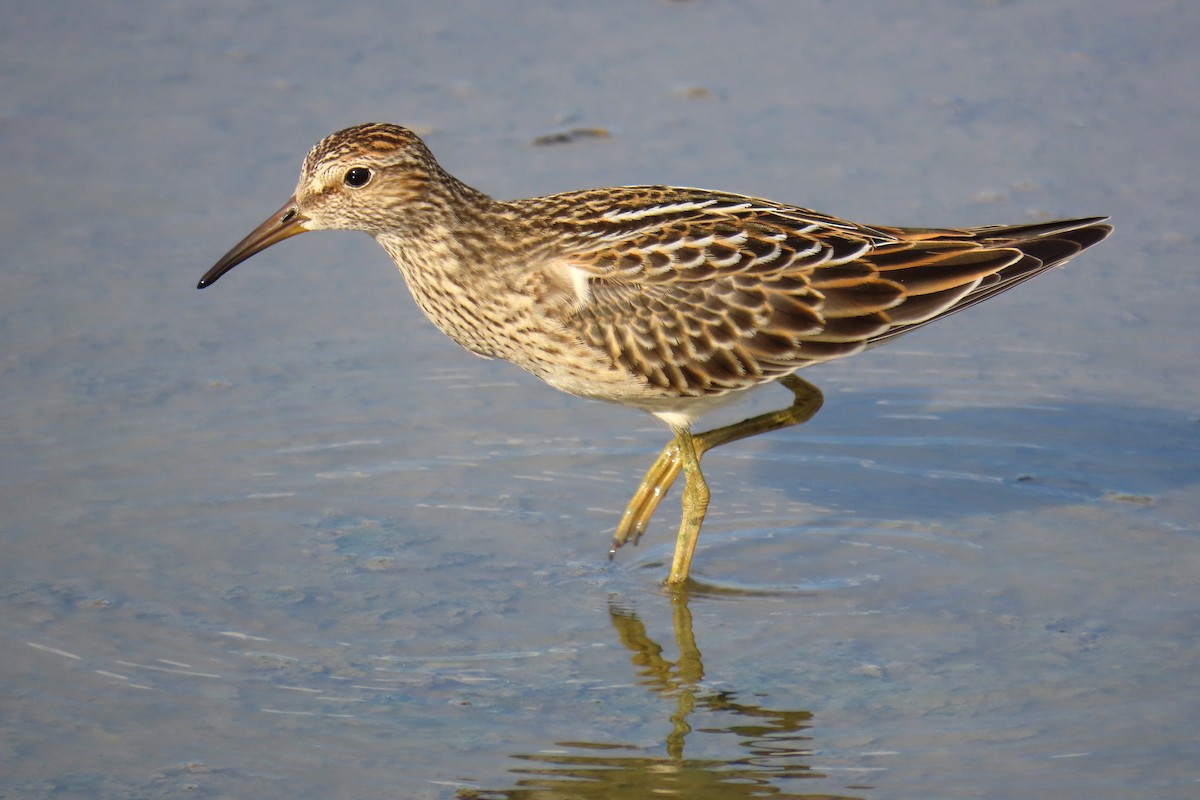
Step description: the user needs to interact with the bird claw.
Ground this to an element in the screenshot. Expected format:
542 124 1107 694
608 523 646 560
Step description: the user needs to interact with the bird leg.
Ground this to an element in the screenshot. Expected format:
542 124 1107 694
610 375 825 584
666 423 711 585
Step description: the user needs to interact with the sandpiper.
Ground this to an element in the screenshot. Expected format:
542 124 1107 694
200 123 1111 586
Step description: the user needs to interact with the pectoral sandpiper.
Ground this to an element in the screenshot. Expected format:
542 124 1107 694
199 123 1111 586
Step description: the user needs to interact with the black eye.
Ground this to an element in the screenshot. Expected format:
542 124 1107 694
344 167 372 187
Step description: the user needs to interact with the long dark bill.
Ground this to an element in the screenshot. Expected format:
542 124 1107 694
197 196 308 288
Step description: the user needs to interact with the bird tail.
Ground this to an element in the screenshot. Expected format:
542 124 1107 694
864 216 1112 348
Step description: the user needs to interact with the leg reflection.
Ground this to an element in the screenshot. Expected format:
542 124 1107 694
466 591 864 799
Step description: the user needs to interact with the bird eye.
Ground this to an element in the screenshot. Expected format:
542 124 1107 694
344 167 372 187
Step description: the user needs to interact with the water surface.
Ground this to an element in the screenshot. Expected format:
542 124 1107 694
3 2 1198 798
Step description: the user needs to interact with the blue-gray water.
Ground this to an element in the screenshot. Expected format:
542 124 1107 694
3 2 1198 798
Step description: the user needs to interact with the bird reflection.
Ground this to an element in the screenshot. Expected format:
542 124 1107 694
463 591 865 799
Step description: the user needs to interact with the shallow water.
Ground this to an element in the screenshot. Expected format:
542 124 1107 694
3 2 1199 798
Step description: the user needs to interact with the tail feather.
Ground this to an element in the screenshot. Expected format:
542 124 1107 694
865 217 1112 347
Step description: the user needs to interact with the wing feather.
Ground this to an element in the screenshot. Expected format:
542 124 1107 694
533 187 1110 396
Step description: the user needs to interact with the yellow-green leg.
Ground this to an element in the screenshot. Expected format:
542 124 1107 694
610 375 825 585
666 423 709 585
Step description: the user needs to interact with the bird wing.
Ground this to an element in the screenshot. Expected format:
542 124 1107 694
534 186 1107 396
